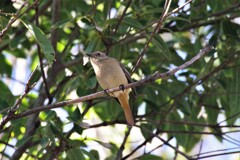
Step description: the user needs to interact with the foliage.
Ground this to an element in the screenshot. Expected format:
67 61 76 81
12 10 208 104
0 0 240 159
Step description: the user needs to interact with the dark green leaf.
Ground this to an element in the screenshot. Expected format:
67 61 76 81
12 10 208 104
140 123 155 141
67 148 85 160
167 112 187 148
0 98 9 115
28 68 42 86
0 81 14 106
226 68 240 125
89 150 100 160
44 110 57 121
0 54 12 76
140 154 163 160
49 121 64 138
21 21 55 64
122 17 143 29
16 136 32 147
81 149 97 160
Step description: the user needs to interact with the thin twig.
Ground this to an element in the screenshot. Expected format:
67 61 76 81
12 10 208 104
192 146 240 158
166 0 193 16
144 127 191 159
115 127 132 160
173 144 179 160
0 128 13 160
0 0 39 42
132 137 173 160
197 140 203 159
122 134 156 159
0 1 28 41
192 151 240 160
138 120 240 128
113 0 132 34
218 112 240 125
35 5 52 102
131 0 172 73
0 67 38 130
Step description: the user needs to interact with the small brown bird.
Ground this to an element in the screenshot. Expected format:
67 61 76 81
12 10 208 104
87 51 134 125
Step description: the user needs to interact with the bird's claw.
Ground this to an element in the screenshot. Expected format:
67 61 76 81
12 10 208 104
104 89 110 95
119 84 125 91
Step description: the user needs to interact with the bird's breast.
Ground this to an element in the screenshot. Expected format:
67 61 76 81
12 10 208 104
90 59 130 97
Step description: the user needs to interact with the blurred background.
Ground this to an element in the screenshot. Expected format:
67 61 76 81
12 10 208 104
0 0 240 159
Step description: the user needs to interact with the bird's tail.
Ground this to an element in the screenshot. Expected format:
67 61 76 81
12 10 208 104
118 94 134 126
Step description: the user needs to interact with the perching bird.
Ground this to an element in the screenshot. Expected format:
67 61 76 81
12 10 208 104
87 51 135 126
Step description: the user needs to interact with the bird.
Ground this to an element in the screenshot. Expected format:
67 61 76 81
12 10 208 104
87 51 135 126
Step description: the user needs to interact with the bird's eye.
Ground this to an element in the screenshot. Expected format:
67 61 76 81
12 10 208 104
97 52 101 56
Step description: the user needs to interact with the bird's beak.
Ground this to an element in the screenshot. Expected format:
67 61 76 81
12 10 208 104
86 53 92 57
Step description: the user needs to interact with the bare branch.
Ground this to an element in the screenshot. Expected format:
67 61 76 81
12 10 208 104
155 135 191 159
166 0 193 16
192 147 240 159
192 151 240 160
116 127 132 160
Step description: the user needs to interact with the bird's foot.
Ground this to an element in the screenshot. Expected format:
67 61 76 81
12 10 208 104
104 89 110 95
119 84 125 91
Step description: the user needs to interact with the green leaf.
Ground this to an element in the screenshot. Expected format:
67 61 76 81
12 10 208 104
21 21 55 64
0 16 11 34
140 154 163 160
67 148 85 160
85 35 101 53
72 123 84 135
140 123 155 141
176 96 191 116
40 137 49 148
69 107 82 122
28 68 42 86
49 121 64 138
44 110 57 121
167 112 188 148
142 7 163 15
9 35 26 50
16 136 32 147
122 17 143 29
0 81 14 106
0 54 12 76
105 18 118 26
226 68 240 125
152 35 171 61
167 16 190 24
0 98 10 114
67 139 87 148
89 150 99 160
81 149 97 160
184 129 201 152
93 98 122 122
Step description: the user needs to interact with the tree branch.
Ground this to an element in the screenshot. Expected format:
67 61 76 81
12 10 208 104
0 67 38 130
115 127 132 160
10 45 213 121
0 0 39 42
35 5 51 102
113 0 132 34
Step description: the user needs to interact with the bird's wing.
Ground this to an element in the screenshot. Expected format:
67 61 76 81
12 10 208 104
120 63 137 99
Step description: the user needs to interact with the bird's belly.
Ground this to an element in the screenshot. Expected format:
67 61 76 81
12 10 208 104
96 67 130 97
